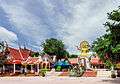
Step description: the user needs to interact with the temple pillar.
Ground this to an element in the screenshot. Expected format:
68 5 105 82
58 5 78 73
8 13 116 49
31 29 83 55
41 63 43 69
49 63 50 69
25 65 27 73
45 63 47 69
13 63 16 73
31 65 34 73
3 65 5 73
37 64 39 73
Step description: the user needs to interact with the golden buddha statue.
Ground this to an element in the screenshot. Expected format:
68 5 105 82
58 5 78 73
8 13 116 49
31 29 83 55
80 41 90 57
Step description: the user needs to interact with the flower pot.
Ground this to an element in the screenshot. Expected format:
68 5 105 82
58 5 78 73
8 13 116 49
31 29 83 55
41 72 45 77
111 74 116 78
117 70 120 77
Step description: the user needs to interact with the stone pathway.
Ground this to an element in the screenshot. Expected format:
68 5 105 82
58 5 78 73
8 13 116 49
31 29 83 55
46 69 62 77
0 77 120 84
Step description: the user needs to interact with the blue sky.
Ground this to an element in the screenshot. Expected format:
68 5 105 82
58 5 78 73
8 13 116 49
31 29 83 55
0 0 119 54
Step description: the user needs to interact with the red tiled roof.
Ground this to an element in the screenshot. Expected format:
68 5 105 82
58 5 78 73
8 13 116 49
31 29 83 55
6 47 33 64
9 47 23 60
68 58 78 64
9 47 32 60
3 46 42 64
20 48 30 60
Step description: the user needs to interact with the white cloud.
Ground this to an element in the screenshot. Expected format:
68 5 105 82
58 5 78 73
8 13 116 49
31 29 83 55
0 26 18 46
0 0 55 50
1 3 47 36
0 0 119 53
53 0 120 53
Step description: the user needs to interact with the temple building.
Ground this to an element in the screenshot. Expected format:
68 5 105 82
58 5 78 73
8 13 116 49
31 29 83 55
0 41 52 76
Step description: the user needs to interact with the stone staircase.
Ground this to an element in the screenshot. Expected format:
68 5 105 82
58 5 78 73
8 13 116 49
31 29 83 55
59 72 69 76
82 70 97 77
97 70 111 77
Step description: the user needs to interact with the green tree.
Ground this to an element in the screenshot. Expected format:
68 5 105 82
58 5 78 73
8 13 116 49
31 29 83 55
92 34 113 68
56 49 69 59
0 42 8 74
105 6 120 63
0 53 7 66
68 54 78 58
92 34 112 60
31 52 40 57
92 6 120 68
39 51 46 56
0 42 7 66
41 38 68 60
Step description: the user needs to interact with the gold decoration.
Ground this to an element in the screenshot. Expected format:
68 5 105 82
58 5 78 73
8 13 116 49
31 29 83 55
80 41 90 57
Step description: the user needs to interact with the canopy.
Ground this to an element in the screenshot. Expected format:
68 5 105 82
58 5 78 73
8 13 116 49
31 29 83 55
54 60 71 68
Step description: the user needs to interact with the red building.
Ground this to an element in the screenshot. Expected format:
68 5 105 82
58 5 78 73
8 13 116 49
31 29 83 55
68 56 104 69
3 47 42 75
90 56 104 69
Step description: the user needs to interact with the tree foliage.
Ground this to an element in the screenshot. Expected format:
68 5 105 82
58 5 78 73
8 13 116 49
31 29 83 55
41 38 69 60
68 54 78 58
31 52 40 57
92 7 120 67
0 42 8 67
0 53 7 66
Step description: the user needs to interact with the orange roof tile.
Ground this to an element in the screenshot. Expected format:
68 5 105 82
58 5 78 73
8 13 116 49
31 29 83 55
20 48 30 60
68 58 78 64
9 47 23 60
6 47 34 64
90 56 103 65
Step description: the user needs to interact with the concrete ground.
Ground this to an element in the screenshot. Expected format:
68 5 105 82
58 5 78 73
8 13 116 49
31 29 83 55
0 76 120 84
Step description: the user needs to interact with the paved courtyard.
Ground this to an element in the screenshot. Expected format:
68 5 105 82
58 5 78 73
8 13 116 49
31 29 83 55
0 77 120 84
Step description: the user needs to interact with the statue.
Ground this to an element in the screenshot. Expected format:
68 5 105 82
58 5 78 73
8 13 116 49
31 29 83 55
77 41 91 70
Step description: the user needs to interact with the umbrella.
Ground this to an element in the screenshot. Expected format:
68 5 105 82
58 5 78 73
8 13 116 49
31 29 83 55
54 60 71 68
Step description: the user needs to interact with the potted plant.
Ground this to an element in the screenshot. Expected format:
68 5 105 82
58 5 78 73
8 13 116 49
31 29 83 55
39 69 46 77
117 69 120 77
111 66 116 78
41 71 45 77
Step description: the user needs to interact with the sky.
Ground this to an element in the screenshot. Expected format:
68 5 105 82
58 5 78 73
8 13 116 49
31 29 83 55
0 0 120 54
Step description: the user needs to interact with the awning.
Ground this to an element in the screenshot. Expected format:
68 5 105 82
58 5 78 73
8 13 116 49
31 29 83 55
54 60 71 67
